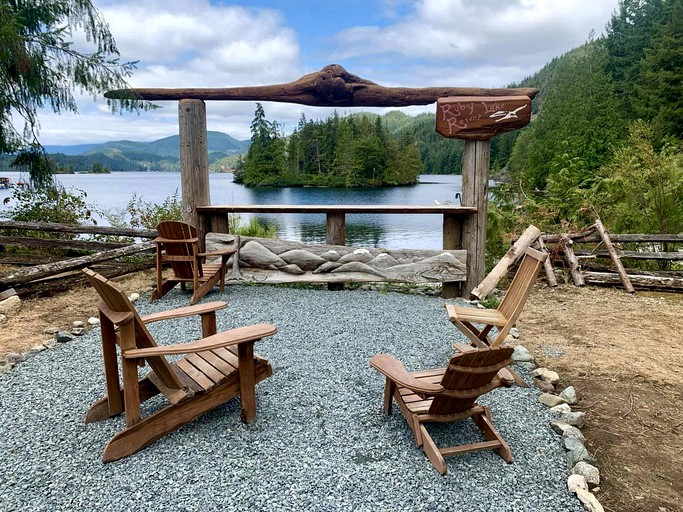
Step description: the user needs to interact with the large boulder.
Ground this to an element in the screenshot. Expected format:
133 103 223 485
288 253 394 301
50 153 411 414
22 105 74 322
279 250 326 271
240 241 287 268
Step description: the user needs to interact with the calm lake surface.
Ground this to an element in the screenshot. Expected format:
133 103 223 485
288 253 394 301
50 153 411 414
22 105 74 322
0 172 464 250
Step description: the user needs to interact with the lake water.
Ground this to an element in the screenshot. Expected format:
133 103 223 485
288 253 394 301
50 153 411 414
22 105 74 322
0 172 463 250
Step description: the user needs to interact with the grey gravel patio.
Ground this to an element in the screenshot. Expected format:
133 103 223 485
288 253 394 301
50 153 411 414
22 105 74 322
0 285 582 512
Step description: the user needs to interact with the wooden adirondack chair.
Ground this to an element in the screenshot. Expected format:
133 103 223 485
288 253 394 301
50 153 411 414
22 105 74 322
151 220 236 305
370 344 515 474
446 247 547 349
83 268 276 462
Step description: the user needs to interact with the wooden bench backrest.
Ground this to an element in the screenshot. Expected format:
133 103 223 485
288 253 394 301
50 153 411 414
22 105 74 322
157 221 200 279
430 347 513 415
83 268 183 391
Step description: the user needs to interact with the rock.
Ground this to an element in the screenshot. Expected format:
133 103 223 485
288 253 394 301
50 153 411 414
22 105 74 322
279 249 326 271
564 437 585 452
567 445 596 468
55 331 75 343
0 363 12 377
43 339 57 349
383 253 465 282
0 295 21 317
28 344 47 354
539 393 567 408
572 461 600 488
240 241 287 268
370 253 399 269
320 250 341 262
71 327 85 336
477 303 485 309
87 317 100 326
1 352 25 365
0 314 7 323
43 326 60 335
560 385 578 405
510 326 520 338
533 379 555 393
338 248 374 264
511 345 534 363
72 320 85 328
517 361 537 372
531 367 560 385
129 293 140 302
504 334 515 344
567 475 605 512
562 425 586 444
550 420 573 435
332 262 387 278
549 403 572 415
558 411 587 429
278 264 305 275
313 261 342 274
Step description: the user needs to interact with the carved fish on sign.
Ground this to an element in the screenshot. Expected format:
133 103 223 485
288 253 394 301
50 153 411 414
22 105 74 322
435 96 532 140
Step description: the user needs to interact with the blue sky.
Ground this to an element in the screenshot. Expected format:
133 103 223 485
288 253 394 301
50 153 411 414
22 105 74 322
37 0 621 145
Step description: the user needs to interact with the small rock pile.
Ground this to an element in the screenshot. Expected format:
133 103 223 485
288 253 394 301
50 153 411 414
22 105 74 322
511 334 604 512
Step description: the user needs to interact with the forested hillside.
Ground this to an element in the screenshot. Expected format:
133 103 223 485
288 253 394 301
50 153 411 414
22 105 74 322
488 0 683 247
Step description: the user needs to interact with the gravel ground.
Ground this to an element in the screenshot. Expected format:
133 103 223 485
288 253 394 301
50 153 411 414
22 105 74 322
0 286 582 512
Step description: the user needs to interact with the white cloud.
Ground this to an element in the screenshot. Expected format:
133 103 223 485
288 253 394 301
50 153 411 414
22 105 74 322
333 0 618 85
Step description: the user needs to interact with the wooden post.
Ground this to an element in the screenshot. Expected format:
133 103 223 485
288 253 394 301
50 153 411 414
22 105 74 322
442 213 462 298
594 218 635 293
535 237 558 287
461 140 490 298
326 212 346 290
179 99 210 229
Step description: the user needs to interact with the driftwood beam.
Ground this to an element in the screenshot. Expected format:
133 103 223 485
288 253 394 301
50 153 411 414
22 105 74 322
560 234 585 286
0 242 154 289
0 220 157 238
106 64 539 106
594 218 634 293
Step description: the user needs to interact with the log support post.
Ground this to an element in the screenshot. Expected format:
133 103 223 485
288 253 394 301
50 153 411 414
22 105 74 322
442 213 463 298
461 140 490 298
179 99 210 232
326 212 346 291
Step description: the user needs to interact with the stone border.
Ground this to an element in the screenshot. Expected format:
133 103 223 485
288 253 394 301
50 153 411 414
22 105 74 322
511 336 605 512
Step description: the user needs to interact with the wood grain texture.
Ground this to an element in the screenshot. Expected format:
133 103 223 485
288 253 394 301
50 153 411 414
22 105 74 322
179 99 210 228
106 64 539 106
435 96 531 140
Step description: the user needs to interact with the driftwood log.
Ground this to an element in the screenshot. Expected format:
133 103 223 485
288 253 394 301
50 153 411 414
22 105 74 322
0 242 154 289
207 234 466 284
106 64 539 107
594 218 634 293
583 272 683 292
534 237 558 287
470 225 541 300
0 221 157 238
560 234 585 286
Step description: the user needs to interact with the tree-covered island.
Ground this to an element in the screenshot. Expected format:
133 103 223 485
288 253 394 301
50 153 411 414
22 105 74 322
234 104 422 187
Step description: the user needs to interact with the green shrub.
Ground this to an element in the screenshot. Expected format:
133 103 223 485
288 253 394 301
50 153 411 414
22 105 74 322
126 191 182 229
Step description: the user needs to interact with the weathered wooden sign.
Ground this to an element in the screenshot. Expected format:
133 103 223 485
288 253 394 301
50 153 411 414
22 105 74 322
435 95 532 140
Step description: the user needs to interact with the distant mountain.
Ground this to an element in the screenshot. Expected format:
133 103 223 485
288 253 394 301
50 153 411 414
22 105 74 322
43 143 98 155
29 131 251 173
81 131 250 158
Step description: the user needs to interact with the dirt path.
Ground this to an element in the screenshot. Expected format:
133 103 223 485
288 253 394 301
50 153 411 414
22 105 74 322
1 276 681 511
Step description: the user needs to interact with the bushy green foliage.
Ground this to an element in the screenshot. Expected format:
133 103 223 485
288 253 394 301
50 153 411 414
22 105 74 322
126 191 183 229
230 215 278 238
592 121 683 234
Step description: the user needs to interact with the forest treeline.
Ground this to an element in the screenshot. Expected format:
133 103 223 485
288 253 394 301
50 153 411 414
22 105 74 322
234 105 423 187
486 0 683 255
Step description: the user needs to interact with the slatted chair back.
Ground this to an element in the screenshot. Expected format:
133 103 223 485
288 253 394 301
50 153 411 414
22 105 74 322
157 221 202 279
83 268 184 392
429 346 514 415
497 247 546 324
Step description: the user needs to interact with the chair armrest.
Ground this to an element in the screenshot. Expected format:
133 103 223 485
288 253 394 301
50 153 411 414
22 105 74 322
154 236 199 244
123 323 277 359
370 354 444 395
140 301 227 324
454 343 477 354
198 248 236 257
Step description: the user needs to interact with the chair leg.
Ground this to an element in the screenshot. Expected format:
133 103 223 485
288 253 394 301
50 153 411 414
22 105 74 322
237 341 256 423
472 406 513 463
420 425 447 475
383 377 395 415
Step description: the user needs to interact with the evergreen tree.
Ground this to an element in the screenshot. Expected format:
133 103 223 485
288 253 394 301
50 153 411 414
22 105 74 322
0 0 146 187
